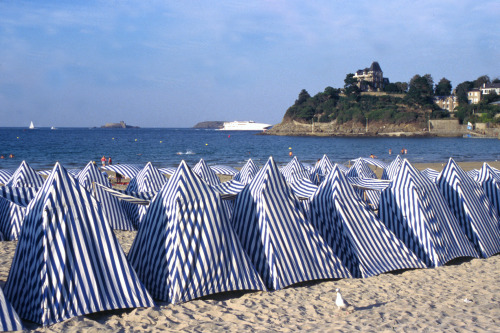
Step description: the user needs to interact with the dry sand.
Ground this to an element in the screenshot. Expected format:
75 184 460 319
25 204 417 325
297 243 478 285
1 161 499 332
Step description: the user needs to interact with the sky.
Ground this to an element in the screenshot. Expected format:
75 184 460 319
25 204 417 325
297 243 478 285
0 1 499 128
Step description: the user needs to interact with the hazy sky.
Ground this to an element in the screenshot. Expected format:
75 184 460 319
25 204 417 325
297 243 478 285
1 1 499 128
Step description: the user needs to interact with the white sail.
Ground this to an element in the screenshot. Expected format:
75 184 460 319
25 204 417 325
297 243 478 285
29 121 35 129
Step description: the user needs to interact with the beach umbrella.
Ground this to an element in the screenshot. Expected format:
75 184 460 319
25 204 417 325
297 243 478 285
310 165 426 277
233 159 259 185
437 158 500 258
4 162 154 326
6 160 45 189
0 286 23 331
231 156 351 290
77 161 135 231
379 159 479 267
128 160 266 303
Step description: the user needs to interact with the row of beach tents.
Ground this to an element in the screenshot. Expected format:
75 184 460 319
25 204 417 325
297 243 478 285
0 155 499 329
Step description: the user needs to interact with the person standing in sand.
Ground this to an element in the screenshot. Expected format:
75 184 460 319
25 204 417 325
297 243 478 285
101 155 106 166
108 156 112 165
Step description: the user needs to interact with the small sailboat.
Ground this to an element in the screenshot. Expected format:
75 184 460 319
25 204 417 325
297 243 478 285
29 121 35 129
51 126 56 130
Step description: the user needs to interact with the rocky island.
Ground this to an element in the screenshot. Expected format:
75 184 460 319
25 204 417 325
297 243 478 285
101 121 139 129
193 121 225 129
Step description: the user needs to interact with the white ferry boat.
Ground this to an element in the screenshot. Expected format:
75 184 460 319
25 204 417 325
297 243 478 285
219 120 272 131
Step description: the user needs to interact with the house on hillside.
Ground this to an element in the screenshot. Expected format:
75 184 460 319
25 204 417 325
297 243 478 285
480 83 500 95
353 61 389 92
468 89 481 104
434 95 458 114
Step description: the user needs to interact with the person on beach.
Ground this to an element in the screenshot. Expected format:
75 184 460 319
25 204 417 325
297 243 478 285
108 156 112 165
101 155 106 166
401 148 405 155
389 149 392 155
370 154 377 159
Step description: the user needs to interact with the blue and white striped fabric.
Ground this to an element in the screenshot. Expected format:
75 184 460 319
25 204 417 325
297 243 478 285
37 168 81 177
231 156 351 290
280 156 312 184
0 196 26 241
0 186 37 207
102 164 143 179
124 162 166 227
0 169 15 185
0 286 23 331
311 155 334 185
128 160 266 303
233 159 259 185
335 163 350 175
95 184 154 205
351 157 388 170
437 158 500 258
466 169 479 181
347 177 391 191
4 162 154 326
476 163 500 219
210 165 239 176
421 168 440 183
193 159 221 185
289 178 318 200
159 167 177 176
381 155 403 180
379 159 479 267
77 162 135 231
347 159 381 209
7 161 45 189
211 180 246 200
310 165 425 278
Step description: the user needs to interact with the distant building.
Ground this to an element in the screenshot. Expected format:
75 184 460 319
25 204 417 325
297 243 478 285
480 83 500 95
434 95 458 114
353 61 388 92
468 89 481 104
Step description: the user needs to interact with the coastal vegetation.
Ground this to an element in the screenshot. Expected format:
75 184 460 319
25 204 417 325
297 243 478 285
282 74 500 127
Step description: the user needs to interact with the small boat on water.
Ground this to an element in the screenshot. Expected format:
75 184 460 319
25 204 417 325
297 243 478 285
218 120 272 131
51 126 57 130
29 121 35 129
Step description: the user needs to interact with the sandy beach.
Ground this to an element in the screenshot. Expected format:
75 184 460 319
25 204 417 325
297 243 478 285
1 161 499 332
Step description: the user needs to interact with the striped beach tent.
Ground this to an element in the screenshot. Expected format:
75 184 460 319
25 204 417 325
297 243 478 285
233 159 259 185
101 164 143 180
311 154 334 185
124 162 167 227
347 158 381 209
335 163 350 175
0 169 15 185
310 165 426 278
351 157 388 170
421 168 440 183
231 156 351 290
128 160 266 303
193 159 221 185
0 196 25 241
437 158 500 258
381 155 403 180
280 156 312 184
210 165 239 176
77 161 135 230
476 163 500 216
0 286 23 331
159 167 177 176
379 159 479 267
4 162 154 326
466 169 480 181
6 161 45 189
0 186 37 207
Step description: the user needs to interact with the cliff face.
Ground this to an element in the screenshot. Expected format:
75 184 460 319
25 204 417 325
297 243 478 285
265 119 431 137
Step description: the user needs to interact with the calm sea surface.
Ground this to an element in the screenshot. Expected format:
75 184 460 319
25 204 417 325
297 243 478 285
1 127 500 171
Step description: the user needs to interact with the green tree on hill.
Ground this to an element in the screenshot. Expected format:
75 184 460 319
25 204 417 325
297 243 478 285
406 74 435 106
435 77 452 96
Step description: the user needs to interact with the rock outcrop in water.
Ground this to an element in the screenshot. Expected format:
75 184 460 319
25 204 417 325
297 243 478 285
101 121 139 129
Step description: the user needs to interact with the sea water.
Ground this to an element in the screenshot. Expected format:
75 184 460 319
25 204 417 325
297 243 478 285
1 127 500 171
